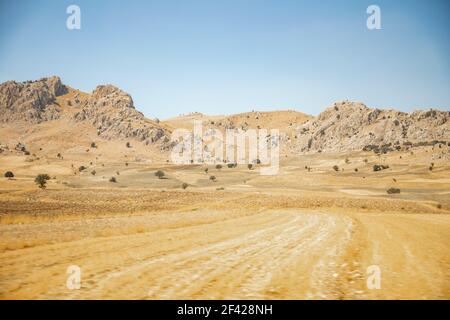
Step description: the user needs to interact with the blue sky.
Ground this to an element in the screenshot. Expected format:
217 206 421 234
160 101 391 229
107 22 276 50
0 0 449 118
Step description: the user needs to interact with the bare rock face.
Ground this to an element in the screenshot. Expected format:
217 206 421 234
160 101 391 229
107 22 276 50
294 101 450 153
74 85 171 147
0 76 67 123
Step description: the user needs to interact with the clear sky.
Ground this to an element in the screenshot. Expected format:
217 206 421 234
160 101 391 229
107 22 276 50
0 0 449 119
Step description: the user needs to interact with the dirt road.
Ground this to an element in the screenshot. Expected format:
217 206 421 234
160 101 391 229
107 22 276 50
1 207 449 299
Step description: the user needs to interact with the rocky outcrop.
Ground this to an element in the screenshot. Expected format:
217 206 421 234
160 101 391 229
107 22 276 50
293 101 450 153
0 76 67 123
73 85 171 148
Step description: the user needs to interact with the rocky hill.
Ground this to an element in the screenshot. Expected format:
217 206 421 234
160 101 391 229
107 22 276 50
1 77 449 157
0 76 172 151
0 76 67 123
292 101 450 153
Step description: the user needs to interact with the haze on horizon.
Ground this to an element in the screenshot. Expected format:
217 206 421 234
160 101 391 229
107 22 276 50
0 0 449 119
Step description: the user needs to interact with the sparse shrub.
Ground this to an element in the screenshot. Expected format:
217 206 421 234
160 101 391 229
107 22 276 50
79 166 87 172
256 159 261 164
126 142 131 148
354 168 358 172
90 142 97 148
333 165 339 172
373 164 389 172
209 175 216 182
429 166 433 171
386 188 401 194
35 174 50 189
204 168 209 174
109 177 117 183
24 151 30 156
227 163 234 168
437 203 442 209
4 171 14 179
248 164 253 170
57 153 62 158
182 182 188 189
125 162 129 166
116 171 120 175
91 170 96 176
155 170 165 179
215 164 222 170
345 158 350 164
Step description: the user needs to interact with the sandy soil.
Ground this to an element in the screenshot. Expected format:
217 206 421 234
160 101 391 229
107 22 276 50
0 148 449 299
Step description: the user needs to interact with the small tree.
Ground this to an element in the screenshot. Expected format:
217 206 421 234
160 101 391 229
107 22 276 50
215 164 222 170
91 170 96 176
204 168 209 174
248 164 253 170
209 175 217 182
35 174 50 189
227 163 234 169
79 165 87 172
126 142 131 148
4 171 14 179
333 165 339 172
90 142 97 148
109 177 117 183
155 170 165 179
182 182 188 189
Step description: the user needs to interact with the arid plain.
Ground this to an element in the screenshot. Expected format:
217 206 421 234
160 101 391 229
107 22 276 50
0 77 449 299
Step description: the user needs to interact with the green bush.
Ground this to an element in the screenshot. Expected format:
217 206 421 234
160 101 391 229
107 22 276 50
4 171 14 178
155 170 165 179
35 174 50 189
386 188 400 194
373 164 389 172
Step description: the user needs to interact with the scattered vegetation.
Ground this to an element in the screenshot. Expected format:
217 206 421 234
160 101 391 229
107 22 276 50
90 142 97 148
91 170 96 176
4 171 14 179
248 164 253 170
126 142 131 148
215 164 222 170
333 165 339 172
387 188 401 194
79 165 87 172
182 182 189 189
373 164 389 172
204 168 209 174
155 170 165 179
35 174 50 189
109 177 117 183
209 175 217 182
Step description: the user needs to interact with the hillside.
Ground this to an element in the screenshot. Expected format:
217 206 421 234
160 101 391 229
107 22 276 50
1 77 449 160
